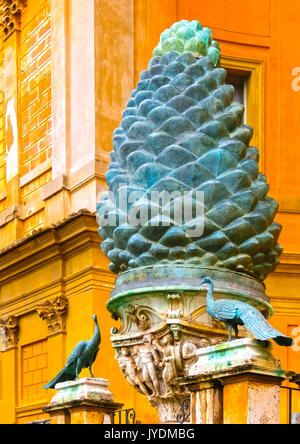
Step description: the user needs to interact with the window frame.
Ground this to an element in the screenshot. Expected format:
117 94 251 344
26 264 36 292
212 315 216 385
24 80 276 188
221 55 265 172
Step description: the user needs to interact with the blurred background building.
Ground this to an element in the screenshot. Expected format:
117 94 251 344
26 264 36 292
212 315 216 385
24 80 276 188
0 0 299 424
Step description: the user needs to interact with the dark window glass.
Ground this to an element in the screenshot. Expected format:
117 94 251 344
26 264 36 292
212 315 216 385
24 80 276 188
226 73 245 105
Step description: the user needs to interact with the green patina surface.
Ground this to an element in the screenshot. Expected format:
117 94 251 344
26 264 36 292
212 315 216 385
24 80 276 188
153 20 220 66
55 384 82 403
97 20 282 283
190 339 287 378
107 283 274 318
50 379 113 406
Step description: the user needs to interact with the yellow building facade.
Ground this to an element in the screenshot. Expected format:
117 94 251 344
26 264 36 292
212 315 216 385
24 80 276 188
0 0 299 424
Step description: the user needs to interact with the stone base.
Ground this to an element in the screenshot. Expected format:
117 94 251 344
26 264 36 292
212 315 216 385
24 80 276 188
181 339 290 425
43 378 123 424
189 338 282 377
107 266 274 424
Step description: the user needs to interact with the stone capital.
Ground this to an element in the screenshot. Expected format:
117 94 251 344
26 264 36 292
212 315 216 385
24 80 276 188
37 296 68 336
0 315 19 350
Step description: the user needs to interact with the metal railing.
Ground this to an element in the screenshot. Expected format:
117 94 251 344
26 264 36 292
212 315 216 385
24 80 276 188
281 383 300 424
111 408 141 424
25 409 141 425
176 381 300 424
177 398 191 424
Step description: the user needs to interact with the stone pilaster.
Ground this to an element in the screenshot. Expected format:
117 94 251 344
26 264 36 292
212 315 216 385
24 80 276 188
37 296 68 389
181 339 289 425
188 380 223 425
0 314 19 422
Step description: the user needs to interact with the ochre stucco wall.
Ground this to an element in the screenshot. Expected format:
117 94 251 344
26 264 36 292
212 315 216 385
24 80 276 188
0 0 299 424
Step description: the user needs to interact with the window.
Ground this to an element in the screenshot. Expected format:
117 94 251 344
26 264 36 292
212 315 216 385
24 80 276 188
226 72 247 106
21 339 48 402
226 72 248 124
221 56 265 171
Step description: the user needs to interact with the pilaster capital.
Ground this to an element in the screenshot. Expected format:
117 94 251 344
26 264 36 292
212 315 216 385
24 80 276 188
0 0 27 39
0 315 19 350
37 296 68 336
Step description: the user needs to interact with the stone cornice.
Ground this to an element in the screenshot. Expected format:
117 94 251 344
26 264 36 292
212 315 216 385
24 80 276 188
0 211 115 319
0 211 100 288
0 0 27 39
273 252 300 275
0 209 96 259
0 266 114 319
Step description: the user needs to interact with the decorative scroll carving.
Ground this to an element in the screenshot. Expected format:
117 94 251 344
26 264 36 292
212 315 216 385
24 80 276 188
111 294 237 340
0 315 19 350
0 0 27 38
112 304 159 336
125 305 151 331
36 296 68 336
109 283 238 423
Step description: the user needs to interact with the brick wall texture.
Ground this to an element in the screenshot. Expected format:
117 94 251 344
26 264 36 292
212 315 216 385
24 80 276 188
0 46 5 196
20 0 52 177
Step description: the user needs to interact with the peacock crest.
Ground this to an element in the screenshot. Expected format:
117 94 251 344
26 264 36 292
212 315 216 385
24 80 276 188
97 20 282 282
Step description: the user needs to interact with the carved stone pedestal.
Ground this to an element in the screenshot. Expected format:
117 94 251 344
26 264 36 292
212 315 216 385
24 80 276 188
108 266 272 424
181 339 289 424
43 378 123 424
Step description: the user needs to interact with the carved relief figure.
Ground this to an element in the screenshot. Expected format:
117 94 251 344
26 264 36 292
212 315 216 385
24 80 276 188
118 348 148 397
182 338 211 374
155 334 180 398
139 335 161 398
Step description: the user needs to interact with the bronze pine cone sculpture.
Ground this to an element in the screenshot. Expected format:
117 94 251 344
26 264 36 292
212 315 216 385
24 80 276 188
97 20 282 282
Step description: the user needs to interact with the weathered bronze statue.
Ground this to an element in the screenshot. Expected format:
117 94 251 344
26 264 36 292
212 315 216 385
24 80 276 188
97 19 282 281
201 276 293 346
44 315 101 389
96 18 287 423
